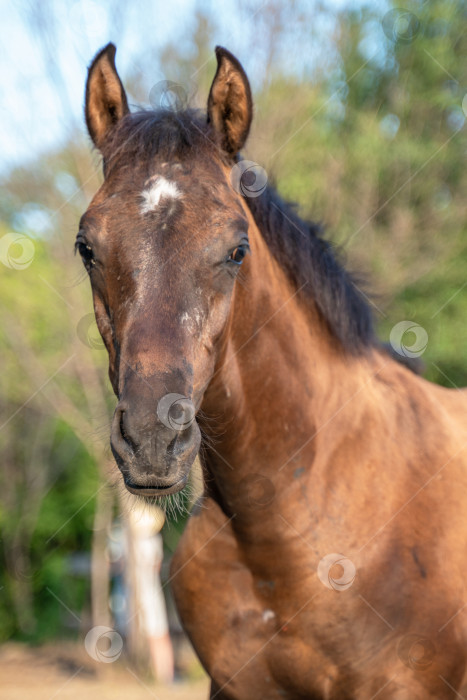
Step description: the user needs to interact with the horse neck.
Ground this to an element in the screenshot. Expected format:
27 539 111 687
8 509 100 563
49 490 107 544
199 207 375 522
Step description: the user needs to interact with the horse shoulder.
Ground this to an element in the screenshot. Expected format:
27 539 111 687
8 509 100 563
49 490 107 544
170 497 280 697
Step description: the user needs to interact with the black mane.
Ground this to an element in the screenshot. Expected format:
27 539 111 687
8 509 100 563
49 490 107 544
246 186 375 354
105 109 375 354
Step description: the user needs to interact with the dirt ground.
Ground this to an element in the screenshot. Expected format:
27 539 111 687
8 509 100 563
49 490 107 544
0 643 210 700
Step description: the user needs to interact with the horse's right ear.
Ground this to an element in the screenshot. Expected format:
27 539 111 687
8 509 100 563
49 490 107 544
85 43 129 152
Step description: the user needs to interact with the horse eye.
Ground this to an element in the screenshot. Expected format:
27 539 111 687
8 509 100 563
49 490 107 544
229 245 248 265
76 240 95 267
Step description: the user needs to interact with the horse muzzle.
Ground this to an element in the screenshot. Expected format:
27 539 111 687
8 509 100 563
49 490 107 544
110 394 200 496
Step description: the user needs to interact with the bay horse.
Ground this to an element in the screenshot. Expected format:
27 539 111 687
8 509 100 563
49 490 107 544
79 44 467 698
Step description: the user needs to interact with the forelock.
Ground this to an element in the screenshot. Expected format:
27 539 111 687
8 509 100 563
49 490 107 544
102 108 226 176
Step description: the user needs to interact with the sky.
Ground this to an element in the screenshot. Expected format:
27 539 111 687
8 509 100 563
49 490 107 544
0 0 390 174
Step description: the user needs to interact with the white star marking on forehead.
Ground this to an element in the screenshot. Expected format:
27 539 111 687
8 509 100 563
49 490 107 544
140 176 181 214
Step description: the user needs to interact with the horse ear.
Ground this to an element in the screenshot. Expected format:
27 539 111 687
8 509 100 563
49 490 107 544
85 43 129 152
207 47 253 156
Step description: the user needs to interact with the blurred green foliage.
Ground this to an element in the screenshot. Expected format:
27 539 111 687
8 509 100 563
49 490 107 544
0 0 466 641
254 0 467 386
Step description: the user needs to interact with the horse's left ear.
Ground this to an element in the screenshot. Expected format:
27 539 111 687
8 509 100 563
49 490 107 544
207 47 253 156
85 43 129 152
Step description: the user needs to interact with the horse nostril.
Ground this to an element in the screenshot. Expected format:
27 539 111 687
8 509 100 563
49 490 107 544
166 435 178 456
111 404 134 462
112 404 142 458
119 409 138 453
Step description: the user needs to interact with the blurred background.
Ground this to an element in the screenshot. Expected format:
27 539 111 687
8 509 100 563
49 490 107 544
0 0 466 697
